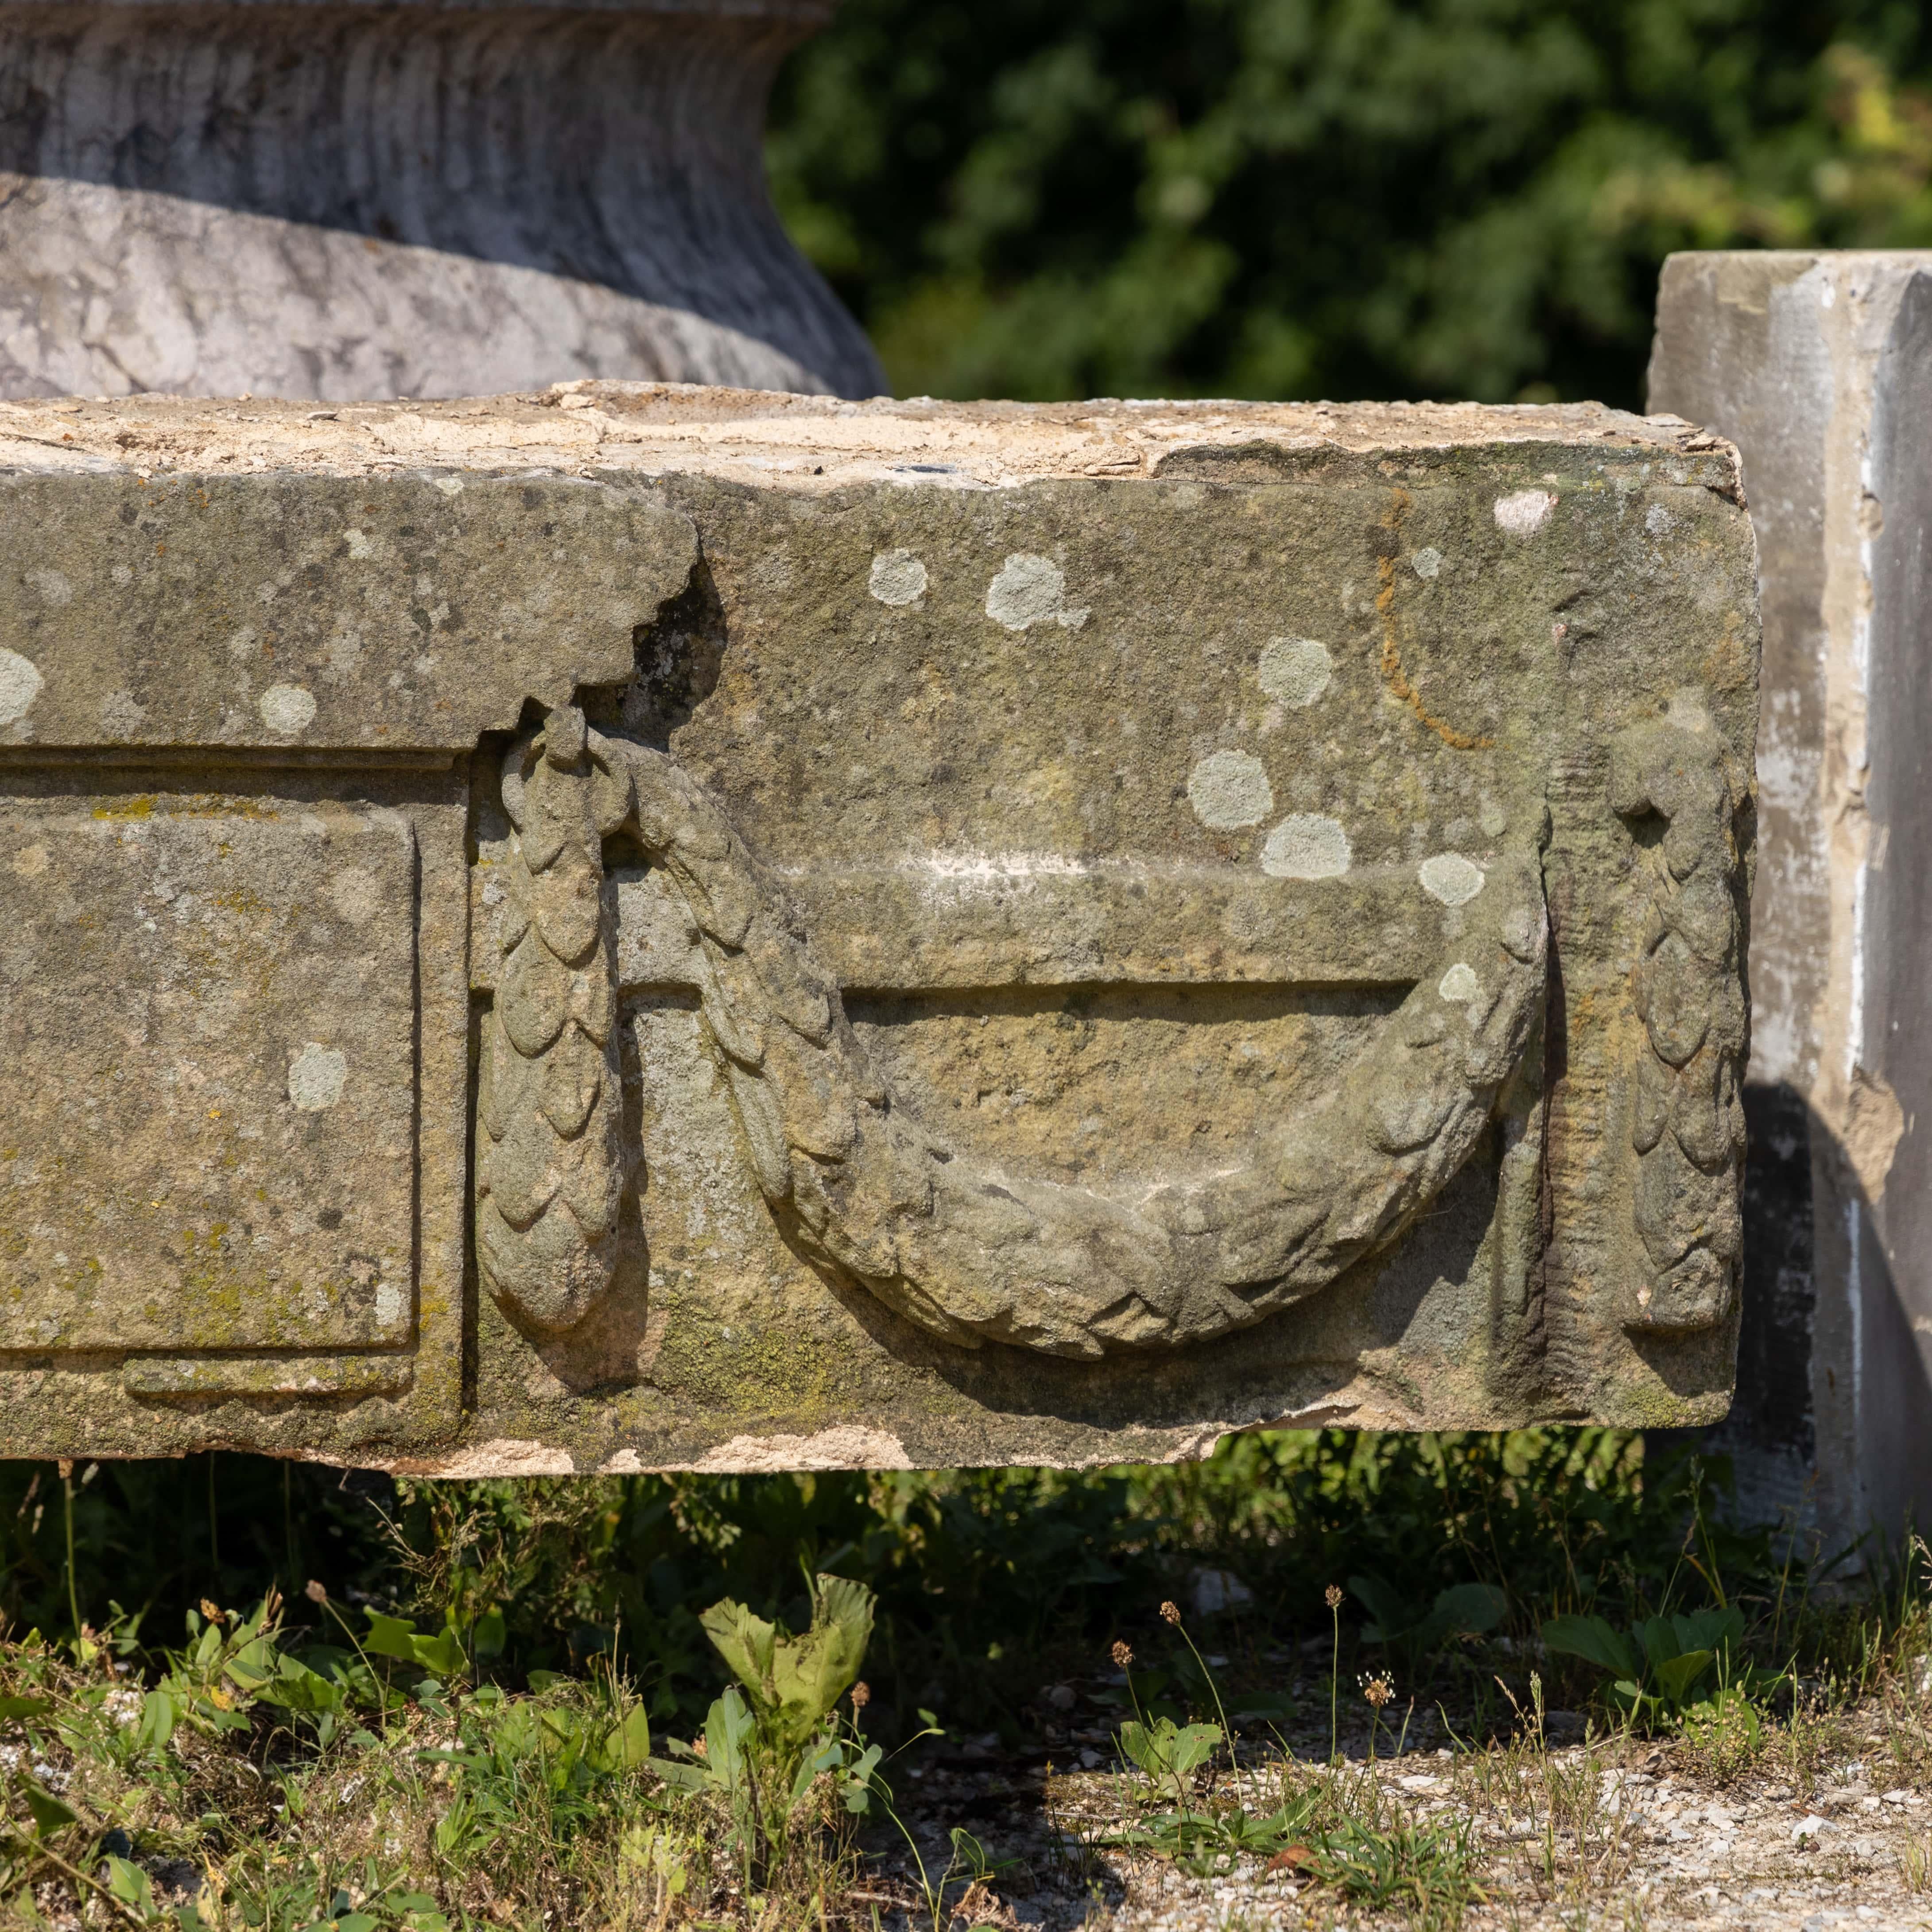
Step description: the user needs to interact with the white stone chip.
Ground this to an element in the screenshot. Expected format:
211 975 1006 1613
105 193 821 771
869 548 928 605
1257 636 1332 707
259 683 317 735
288 1043 348 1112
1187 750 1274 829
1494 489 1557 536
1420 853 1486 905
0 649 44 725
1261 815 1351 880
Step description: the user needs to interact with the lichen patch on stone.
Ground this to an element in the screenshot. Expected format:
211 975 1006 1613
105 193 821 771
985 553 1087 631
288 1043 348 1112
1187 750 1273 829
0 649 43 725
1420 853 1486 905
869 548 928 605
1260 815 1351 879
1494 489 1557 536
258 683 317 735
1257 636 1332 707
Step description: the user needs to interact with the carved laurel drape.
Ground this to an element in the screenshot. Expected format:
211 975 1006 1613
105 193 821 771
478 709 1552 1358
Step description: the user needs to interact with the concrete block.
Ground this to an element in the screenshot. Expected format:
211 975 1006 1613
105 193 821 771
1651 251 1932 1548
0 388 1759 1471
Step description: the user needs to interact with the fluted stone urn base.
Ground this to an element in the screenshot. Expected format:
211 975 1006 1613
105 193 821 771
0 0 883 400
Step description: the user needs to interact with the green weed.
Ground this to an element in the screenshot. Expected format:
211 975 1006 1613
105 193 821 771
0 1428 1919 1927
1301 1812 1483 1931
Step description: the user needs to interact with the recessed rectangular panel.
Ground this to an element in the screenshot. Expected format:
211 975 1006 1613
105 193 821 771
0 797 417 1350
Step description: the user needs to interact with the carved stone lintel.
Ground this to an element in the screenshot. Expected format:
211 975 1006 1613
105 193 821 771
0 392 1759 1464
1610 708 1750 1335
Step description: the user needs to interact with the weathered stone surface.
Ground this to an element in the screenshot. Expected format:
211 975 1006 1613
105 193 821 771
1650 252 1932 1546
0 796 417 1354
0 388 1759 1470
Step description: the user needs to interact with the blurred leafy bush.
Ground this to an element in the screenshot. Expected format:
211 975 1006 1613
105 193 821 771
0 1431 1796 1744
768 0 1932 406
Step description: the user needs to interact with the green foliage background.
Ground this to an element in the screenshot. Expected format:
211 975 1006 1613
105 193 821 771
768 0 1932 408
2 1432 1788 1744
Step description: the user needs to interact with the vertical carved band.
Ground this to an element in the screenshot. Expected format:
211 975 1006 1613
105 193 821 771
476 707 630 1333
1610 714 1749 1335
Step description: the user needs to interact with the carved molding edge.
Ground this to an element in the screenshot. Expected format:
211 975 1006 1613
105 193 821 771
479 710 1551 1359
1610 711 1750 1335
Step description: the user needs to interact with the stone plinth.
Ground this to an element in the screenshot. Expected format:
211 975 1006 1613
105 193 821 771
1651 252 1932 1548
0 388 1758 1472
0 1 882 401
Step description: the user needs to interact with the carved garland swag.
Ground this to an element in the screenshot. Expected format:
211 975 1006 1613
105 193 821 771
478 706 1743 1360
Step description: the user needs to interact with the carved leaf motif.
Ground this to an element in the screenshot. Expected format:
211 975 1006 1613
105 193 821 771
590 759 635 838
539 1024 605 1139
725 1055 792 1200
482 1101 568 1229
1631 1049 1671 1156
1664 873 1738 962
499 930 571 1056
1641 935 1711 1068
684 866 757 949
698 951 765 1069
567 960 617 1047
519 771 576 875
555 1122 624 1239
1668 1048 1735 1171
1366 1057 1460 1155
531 846 604 967
1612 714 1748 1335
474 710 629 1336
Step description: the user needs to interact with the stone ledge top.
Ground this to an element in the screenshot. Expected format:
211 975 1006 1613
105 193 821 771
0 384 1743 498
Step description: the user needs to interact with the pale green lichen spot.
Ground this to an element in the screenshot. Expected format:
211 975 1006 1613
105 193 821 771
1438 962 1480 1003
1187 749 1273 830
1420 853 1486 905
1494 490 1556 537
985 553 1087 631
0 648 43 725
288 1043 347 1112
1261 814 1351 879
1257 636 1331 707
869 549 927 606
259 683 317 735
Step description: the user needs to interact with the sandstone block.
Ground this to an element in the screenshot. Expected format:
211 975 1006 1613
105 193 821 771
0 388 1759 1470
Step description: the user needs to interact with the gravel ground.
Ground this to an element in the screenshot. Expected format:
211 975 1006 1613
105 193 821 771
870 1709 1932 1931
